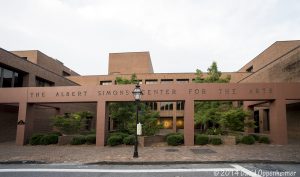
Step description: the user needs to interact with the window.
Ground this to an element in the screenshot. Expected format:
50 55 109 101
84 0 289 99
246 66 253 72
145 80 158 84
146 102 157 110
161 79 173 84
160 102 173 111
176 79 189 84
176 101 184 110
36 77 54 87
100 80 112 85
0 66 23 88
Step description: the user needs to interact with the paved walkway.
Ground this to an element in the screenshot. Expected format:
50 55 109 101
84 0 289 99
0 142 299 164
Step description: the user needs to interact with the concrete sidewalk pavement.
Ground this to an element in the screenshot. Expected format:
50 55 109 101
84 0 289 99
0 142 299 164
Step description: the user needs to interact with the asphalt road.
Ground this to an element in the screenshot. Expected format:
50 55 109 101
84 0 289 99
0 163 299 177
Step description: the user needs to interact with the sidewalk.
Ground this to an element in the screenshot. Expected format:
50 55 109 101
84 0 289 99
0 142 299 164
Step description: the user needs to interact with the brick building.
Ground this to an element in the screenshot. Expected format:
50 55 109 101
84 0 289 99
0 40 299 144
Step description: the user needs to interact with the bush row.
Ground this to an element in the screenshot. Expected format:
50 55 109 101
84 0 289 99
107 132 135 146
71 134 96 145
29 132 61 145
237 134 270 145
194 134 223 145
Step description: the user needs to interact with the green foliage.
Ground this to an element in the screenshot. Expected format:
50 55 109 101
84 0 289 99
210 137 222 145
250 134 260 141
107 135 123 146
123 135 135 145
241 135 255 145
194 61 231 83
71 135 86 145
86 134 96 144
40 134 59 145
29 134 45 145
110 74 161 135
195 134 209 145
166 133 184 140
109 132 129 139
52 111 92 135
29 133 58 145
259 136 270 144
205 128 224 135
219 108 250 131
167 135 184 146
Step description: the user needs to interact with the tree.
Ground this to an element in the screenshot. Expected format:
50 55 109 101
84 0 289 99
194 62 249 133
109 74 161 135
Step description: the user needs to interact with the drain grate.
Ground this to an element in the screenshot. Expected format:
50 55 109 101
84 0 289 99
190 148 216 154
165 149 179 152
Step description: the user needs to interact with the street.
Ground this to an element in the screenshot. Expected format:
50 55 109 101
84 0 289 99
0 163 298 177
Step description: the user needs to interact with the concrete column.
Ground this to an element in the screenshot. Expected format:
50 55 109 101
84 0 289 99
269 99 287 144
184 100 194 146
96 101 107 146
172 102 177 132
16 102 27 145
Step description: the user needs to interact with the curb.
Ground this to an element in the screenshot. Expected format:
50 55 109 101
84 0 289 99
0 161 47 164
85 160 300 165
0 160 299 165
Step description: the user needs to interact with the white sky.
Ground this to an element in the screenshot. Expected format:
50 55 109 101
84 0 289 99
1 0 300 75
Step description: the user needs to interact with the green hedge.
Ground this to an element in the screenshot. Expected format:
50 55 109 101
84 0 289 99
71 135 86 145
165 133 183 140
40 134 59 145
29 133 59 145
210 137 222 145
250 134 260 141
29 134 45 145
86 134 96 144
107 135 123 146
167 135 184 146
109 132 129 139
123 135 135 145
241 135 255 145
259 136 270 144
195 134 209 145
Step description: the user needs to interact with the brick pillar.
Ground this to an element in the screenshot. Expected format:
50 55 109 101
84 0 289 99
184 100 194 146
269 99 287 144
96 101 107 146
16 102 28 145
172 102 177 132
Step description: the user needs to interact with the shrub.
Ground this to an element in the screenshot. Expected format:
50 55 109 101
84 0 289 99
123 135 135 145
210 137 222 145
29 134 44 145
241 135 255 145
107 135 123 146
109 132 129 139
86 134 96 144
167 135 184 146
195 134 209 145
250 134 260 141
52 112 88 135
165 133 184 140
40 134 59 145
259 136 270 144
71 135 86 145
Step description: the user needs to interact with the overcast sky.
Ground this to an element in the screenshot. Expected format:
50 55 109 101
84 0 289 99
1 0 300 75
